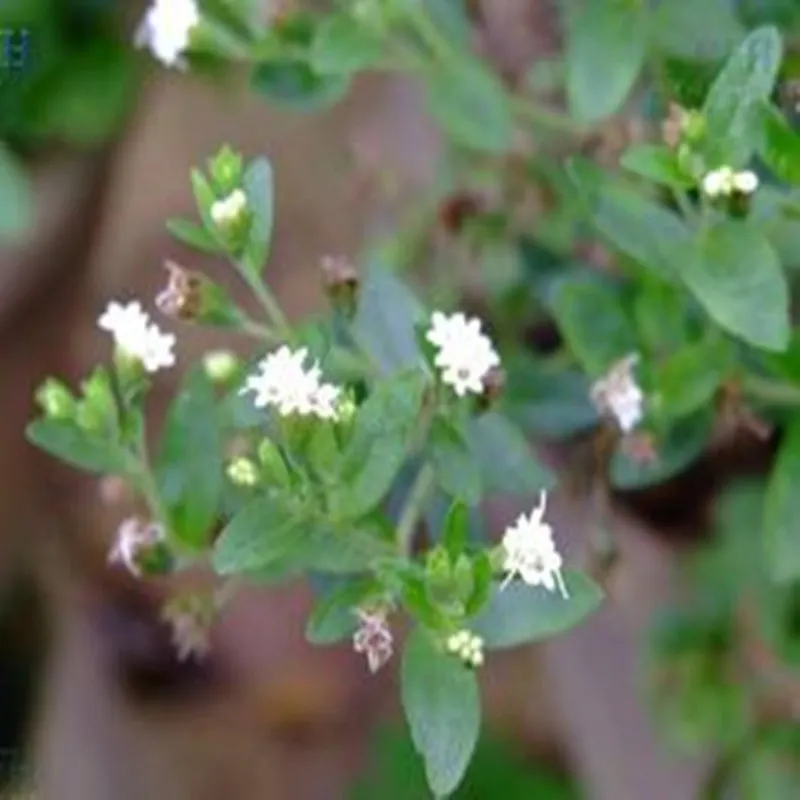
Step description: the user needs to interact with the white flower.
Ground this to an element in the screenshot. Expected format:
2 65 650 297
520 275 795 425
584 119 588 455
240 346 341 420
98 300 176 373
135 0 199 68
426 311 500 397
210 189 248 227
226 456 259 487
108 517 164 578
701 166 758 197
590 353 644 433
446 630 485 668
352 608 393 673
501 491 568 597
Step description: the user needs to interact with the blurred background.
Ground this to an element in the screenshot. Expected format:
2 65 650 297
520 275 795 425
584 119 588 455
0 0 781 798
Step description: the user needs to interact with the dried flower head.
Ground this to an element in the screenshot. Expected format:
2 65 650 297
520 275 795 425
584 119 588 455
352 608 393 674
590 353 644 434
155 261 203 320
161 593 215 662
108 517 165 578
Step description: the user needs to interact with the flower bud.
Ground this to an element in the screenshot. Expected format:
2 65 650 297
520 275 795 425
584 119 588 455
226 456 260 487
210 188 248 228
208 145 244 195
202 349 240 386
320 255 359 318
35 378 75 420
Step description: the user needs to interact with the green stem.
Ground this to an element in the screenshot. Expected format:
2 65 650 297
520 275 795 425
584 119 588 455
396 462 436 556
741 374 800 407
511 97 583 135
239 268 293 342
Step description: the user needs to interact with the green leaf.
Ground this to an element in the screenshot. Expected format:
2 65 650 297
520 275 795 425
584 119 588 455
702 25 783 165
352 262 427 374
156 369 223 550
548 276 636 376
212 495 304 575
427 417 482 506
305 576 379 645
651 336 733 422
565 0 647 122
190 168 218 230
26 419 125 475
251 60 349 111
0 143 31 240
609 411 712 490
758 102 800 185
330 371 427 520
442 501 469 561
619 144 693 188
568 159 691 280
679 220 789 351
763 419 800 582
241 156 274 275
401 628 481 798
424 60 513 153
472 572 603 649
466 412 556 496
651 0 745 62
289 524 390 574
166 218 225 254
311 14 384 75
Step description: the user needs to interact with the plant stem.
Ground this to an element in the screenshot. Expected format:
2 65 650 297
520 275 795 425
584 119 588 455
741 374 800 407
396 462 435 556
511 97 583 135
240 268 293 341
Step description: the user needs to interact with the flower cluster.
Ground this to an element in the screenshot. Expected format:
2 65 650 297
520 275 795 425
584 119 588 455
98 300 176 373
590 353 644 433
501 491 568 598
352 608 394 673
241 346 341 420
446 630 485 668
135 0 199 68
701 166 759 198
108 517 165 577
161 594 214 662
426 311 500 397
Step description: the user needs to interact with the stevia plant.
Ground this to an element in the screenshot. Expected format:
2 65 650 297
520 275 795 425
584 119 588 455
20 0 800 796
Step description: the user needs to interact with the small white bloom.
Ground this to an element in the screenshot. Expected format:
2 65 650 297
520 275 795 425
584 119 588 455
108 517 164 578
210 189 248 227
352 608 393 673
98 300 176 374
732 169 758 194
240 346 341 420
446 630 485 668
702 166 758 198
590 353 644 433
226 456 260 487
501 491 568 598
135 0 199 68
426 311 500 397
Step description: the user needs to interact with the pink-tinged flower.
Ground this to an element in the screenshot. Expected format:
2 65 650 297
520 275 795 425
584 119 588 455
352 608 393 674
107 517 164 578
590 353 644 433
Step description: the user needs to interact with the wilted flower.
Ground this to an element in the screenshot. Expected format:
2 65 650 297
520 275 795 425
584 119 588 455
161 594 214 662
135 0 199 68
590 353 644 433
501 491 568 597
108 517 165 578
98 300 176 373
241 346 341 420
446 630 485 668
426 311 500 397
701 166 759 198
352 608 393 674
155 261 203 320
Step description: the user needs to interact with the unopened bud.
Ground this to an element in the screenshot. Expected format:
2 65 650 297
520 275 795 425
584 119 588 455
203 349 240 385
477 366 506 412
36 378 75 420
226 456 260 487
335 393 357 425
208 145 244 194
155 261 204 320
210 188 248 228
321 255 359 317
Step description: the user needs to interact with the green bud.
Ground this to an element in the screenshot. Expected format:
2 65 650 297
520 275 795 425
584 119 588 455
203 349 240 386
226 456 260 487
452 554 475 603
488 544 507 575
682 111 706 143
257 438 291 488
35 378 75 420
209 145 244 194
76 368 118 432
425 547 457 608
